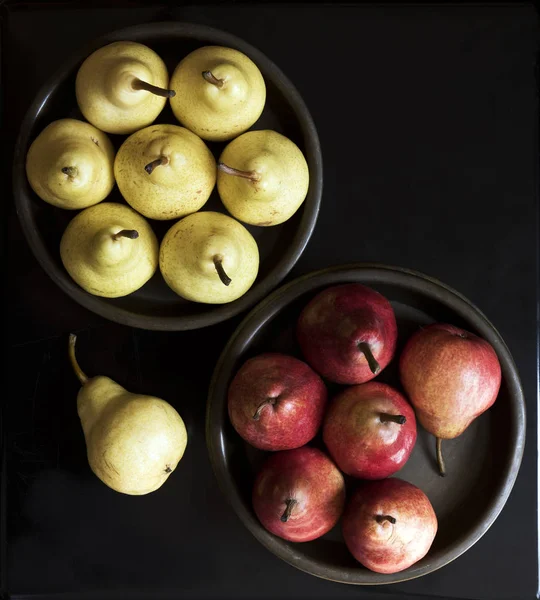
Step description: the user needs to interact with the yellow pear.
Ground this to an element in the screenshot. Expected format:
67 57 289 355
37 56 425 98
69 334 187 495
60 202 158 298
217 130 309 227
169 46 266 142
76 41 174 135
160 211 259 304
25 118 115 210
114 124 216 220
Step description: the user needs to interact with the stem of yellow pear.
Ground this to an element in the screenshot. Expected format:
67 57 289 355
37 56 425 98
112 230 139 241
436 437 446 477
62 166 78 178
217 162 260 183
68 334 88 385
145 156 169 175
202 70 224 88
213 255 232 286
132 78 176 98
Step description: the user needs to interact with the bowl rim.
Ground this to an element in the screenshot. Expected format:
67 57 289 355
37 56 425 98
206 262 526 585
12 21 323 331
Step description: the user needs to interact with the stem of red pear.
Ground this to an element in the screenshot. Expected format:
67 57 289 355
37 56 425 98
252 398 276 421
280 498 298 523
379 414 406 425
357 342 381 375
375 514 396 524
436 437 446 477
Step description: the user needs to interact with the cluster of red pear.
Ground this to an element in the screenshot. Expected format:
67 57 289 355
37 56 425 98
228 283 502 575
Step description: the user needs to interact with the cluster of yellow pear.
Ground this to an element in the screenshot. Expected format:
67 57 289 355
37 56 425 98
25 41 310 304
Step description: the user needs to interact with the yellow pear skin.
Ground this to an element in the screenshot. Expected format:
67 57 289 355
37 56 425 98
25 118 115 210
159 211 259 304
217 130 309 226
60 202 158 298
114 124 216 220
69 335 187 495
170 46 266 142
76 41 174 135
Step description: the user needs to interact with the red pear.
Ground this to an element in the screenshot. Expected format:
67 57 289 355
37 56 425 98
228 353 327 451
323 382 417 479
399 323 501 476
297 283 397 384
252 447 346 542
342 478 437 574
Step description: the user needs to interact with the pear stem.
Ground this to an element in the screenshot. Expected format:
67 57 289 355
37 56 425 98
202 70 224 88
68 334 88 385
213 255 232 286
112 229 139 241
436 437 446 477
375 514 396 524
357 342 381 375
280 498 298 523
218 162 261 183
145 156 169 175
380 413 406 425
62 166 78 178
132 78 176 98
253 398 277 421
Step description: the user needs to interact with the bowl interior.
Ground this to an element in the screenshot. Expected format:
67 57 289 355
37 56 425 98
14 23 321 329
207 265 525 584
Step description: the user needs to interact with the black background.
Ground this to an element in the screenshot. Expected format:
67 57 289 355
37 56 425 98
2 2 539 599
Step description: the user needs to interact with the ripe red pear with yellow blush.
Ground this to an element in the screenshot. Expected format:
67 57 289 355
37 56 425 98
399 323 501 476
297 284 397 385
228 353 327 451
323 382 417 479
252 447 346 542
342 478 437 574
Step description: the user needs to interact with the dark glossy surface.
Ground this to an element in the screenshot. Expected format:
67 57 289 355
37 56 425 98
3 3 538 599
13 22 323 331
207 264 526 585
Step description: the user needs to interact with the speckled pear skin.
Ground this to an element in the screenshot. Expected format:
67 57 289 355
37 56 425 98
399 323 502 439
60 202 158 298
342 478 438 574
114 124 216 220
170 45 266 142
25 118 115 210
159 211 259 304
217 130 309 227
76 41 169 135
252 447 346 542
77 375 188 495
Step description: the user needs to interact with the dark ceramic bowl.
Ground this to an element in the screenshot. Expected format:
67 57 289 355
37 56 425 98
13 22 322 330
206 263 526 585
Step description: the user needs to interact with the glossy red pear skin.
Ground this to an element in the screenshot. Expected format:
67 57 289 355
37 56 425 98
342 478 438 574
323 382 417 479
228 353 327 451
297 284 398 384
252 447 346 542
399 323 502 439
